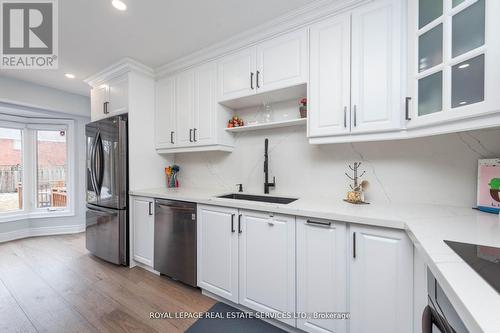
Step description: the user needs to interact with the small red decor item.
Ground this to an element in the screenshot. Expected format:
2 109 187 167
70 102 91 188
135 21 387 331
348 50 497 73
299 98 307 118
227 116 244 128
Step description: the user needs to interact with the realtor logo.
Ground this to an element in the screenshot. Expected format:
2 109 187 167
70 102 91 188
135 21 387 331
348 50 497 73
0 0 58 69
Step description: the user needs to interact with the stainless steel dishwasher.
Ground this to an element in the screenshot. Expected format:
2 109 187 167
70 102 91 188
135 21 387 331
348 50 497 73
154 199 197 287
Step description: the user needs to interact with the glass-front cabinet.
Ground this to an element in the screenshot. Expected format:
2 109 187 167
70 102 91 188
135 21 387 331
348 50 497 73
407 0 500 128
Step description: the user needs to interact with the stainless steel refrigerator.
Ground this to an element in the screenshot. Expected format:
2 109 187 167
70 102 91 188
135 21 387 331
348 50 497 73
85 114 128 266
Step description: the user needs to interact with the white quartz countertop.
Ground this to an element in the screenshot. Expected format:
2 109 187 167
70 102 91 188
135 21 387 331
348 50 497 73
130 187 500 333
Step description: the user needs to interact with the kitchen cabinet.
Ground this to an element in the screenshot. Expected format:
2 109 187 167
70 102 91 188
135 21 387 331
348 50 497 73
197 205 239 303
308 14 351 137
238 210 296 326
175 70 195 147
130 196 154 267
406 0 500 130
349 225 413 333
296 217 347 333
218 48 256 102
218 28 308 103
308 0 403 138
90 73 129 121
155 76 176 148
155 61 234 153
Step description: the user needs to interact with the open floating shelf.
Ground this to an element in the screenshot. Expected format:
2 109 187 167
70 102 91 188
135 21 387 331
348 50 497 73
225 118 306 133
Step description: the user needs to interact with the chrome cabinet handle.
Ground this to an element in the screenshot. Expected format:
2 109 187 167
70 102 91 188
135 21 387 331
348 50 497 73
103 101 109 114
344 106 347 128
170 131 174 144
405 97 412 121
306 219 331 227
238 214 242 234
231 214 235 233
256 71 260 88
148 202 153 216
250 72 254 90
189 129 193 142
193 128 197 142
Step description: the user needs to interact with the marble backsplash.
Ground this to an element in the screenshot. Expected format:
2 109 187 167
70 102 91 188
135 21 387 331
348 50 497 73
173 117 500 207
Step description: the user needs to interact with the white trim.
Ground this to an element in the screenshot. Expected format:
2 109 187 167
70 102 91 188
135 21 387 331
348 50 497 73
0 224 85 244
85 58 154 87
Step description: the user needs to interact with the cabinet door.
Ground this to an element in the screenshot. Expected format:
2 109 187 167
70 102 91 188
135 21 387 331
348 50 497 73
197 205 239 303
351 0 403 133
155 77 176 148
131 196 154 267
90 85 108 121
308 14 351 138
175 70 195 147
217 47 256 102
256 29 308 93
108 74 129 116
193 62 216 146
238 210 295 326
297 218 347 333
349 225 413 333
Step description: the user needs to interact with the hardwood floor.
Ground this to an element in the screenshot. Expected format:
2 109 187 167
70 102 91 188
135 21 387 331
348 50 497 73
0 233 216 333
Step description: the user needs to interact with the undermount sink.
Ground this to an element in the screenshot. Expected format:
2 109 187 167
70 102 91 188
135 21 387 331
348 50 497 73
216 193 298 205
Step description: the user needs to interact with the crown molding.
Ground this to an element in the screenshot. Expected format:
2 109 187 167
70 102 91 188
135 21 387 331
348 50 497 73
85 57 154 87
155 0 371 78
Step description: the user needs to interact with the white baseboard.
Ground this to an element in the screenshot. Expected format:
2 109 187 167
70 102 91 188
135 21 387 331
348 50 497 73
0 224 85 244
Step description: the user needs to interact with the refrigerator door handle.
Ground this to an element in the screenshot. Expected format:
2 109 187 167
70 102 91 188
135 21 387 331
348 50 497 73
89 132 99 196
94 131 104 195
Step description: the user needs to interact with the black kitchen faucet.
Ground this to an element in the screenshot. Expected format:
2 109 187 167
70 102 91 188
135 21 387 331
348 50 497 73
264 138 276 194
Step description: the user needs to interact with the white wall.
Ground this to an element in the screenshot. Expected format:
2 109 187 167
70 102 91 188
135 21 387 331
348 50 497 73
0 76 90 118
0 78 90 241
173 102 500 207
128 72 173 191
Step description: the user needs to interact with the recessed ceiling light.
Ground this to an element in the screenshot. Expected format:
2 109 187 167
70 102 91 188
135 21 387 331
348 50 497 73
458 63 470 69
112 0 127 11
65 73 75 79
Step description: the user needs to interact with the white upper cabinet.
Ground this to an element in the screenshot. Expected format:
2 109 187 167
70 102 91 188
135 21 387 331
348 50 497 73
218 48 257 102
155 61 234 153
296 218 347 333
349 225 413 333
89 73 129 121
309 14 351 137
308 0 404 140
256 29 308 94
217 28 308 104
407 0 500 129
238 210 296 327
175 70 195 147
197 205 239 303
155 76 176 148
194 62 217 146
107 74 129 116
351 0 403 133
90 84 108 121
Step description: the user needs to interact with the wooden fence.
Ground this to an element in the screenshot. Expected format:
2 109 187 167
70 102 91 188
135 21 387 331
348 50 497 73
0 166 21 193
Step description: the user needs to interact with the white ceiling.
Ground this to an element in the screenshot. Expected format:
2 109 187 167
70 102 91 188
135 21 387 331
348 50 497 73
0 0 317 97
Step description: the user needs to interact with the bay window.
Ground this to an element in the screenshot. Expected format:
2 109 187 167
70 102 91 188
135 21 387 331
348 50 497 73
0 115 74 222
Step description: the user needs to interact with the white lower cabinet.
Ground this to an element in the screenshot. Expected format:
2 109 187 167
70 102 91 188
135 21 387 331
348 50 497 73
296 217 347 333
130 196 154 267
238 210 296 326
197 205 239 303
349 225 413 333
197 204 413 332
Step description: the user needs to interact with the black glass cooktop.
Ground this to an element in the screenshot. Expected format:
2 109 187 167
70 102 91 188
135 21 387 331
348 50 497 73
445 240 500 294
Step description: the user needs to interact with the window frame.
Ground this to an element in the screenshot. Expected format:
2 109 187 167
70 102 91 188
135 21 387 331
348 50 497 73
0 114 75 223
